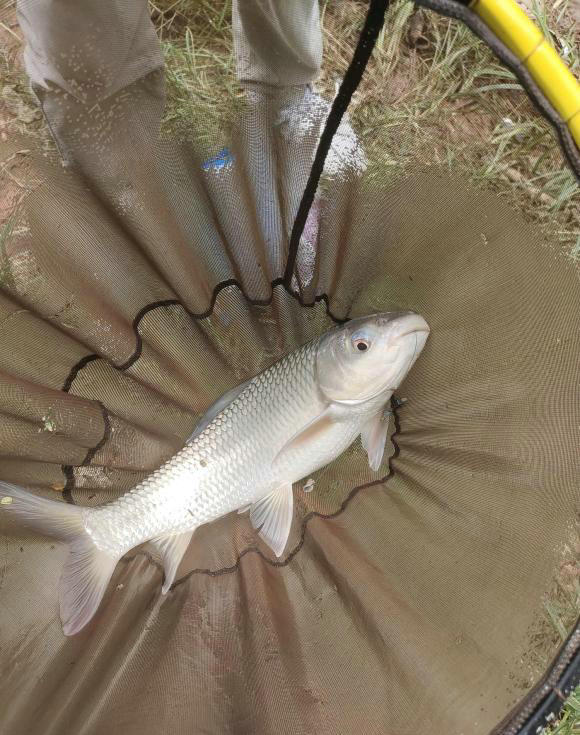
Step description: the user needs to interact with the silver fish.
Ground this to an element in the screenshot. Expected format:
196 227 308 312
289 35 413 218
1 311 429 635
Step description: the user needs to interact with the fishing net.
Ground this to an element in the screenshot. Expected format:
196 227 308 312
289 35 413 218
0 1 578 733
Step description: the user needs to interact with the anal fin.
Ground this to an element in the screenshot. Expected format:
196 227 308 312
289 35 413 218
248 484 294 558
150 531 194 594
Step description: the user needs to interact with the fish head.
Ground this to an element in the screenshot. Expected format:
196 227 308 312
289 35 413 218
316 311 430 404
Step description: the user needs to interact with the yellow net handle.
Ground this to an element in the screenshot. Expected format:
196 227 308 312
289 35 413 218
470 0 580 148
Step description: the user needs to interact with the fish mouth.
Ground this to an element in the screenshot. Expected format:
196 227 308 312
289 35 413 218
398 327 430 340
393 314 430 340
386 317 429 390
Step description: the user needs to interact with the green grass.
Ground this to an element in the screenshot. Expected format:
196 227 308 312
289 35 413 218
516 528 580 699
146 0 579 256
149 0 242 150
340 0 579 254
3 0 578 253
541 685 580 735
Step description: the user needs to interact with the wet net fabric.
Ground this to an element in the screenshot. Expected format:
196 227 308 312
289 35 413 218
0 1 579 734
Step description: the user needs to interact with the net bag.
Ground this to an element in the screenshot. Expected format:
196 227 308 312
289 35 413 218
0 1 578 733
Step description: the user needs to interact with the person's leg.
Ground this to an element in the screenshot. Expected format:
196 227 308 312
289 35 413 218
13 0 221 309
16 0 164 162
230 1 324 285
232 0 322 87
231 0 366 290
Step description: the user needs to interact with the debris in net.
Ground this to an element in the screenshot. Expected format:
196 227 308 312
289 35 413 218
0 496 13 505
115 183 142 215
391 396 408 411
303 478 315 493
291 197 321 291
408 9 428 49
291 239 317 291
201 147 234 173
276 85 367 179
321 82 368 178
276 86 328 137
501 117 525 142
75 467 114 490
40 414 57 433
2 84 42 124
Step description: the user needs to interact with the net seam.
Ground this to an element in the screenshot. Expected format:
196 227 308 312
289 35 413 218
62 402 111 502
59 280 348 502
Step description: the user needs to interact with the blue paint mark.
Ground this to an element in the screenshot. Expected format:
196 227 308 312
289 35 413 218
202 147 234 171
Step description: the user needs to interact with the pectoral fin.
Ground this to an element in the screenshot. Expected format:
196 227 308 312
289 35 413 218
273 406 334 466
361 410 391 472
248 483 294 557
150 531 194 594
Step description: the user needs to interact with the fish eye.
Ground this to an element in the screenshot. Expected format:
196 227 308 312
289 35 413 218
352 336 370 352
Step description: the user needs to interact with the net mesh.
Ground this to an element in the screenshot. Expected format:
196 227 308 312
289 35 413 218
0 1 578 733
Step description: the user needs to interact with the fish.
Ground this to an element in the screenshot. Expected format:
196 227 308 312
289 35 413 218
0 311 429 635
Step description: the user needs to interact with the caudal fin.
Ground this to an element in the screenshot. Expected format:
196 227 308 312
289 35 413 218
0 482 119 635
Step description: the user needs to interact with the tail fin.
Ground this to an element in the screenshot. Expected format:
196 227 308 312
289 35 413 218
0 482 120 635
